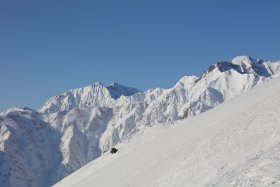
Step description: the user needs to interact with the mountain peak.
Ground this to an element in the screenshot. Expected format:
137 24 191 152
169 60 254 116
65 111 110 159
215 55 271 77
231 55 253 65
38 82 141 113
106 83 140 99
94 82 103 86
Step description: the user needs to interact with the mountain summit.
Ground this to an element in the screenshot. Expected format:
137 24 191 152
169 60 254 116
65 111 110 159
216 56 275 77
1 56 280 187
106 82 141 99
38 82 140 113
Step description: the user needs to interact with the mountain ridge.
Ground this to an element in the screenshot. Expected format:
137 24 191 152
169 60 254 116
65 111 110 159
38 82 140 114
1 55 280 187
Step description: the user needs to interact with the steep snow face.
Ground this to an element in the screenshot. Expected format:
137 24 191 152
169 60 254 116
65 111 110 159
1 56 280 187
38 82 140 113
55 74 280 187
0 109 62 187
41 107 113 178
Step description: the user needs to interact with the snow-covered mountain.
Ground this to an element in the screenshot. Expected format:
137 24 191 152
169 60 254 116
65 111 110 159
38 82 140 113
55 71 280 187
1 56 280 187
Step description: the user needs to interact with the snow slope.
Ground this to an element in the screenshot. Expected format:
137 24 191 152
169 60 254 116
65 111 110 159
55 73 280 187
1 56 280 187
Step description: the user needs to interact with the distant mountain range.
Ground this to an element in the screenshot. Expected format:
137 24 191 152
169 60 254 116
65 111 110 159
1 56 280 187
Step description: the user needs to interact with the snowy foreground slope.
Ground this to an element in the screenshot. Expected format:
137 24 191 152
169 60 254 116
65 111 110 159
55 74 280 187
1 56 280 186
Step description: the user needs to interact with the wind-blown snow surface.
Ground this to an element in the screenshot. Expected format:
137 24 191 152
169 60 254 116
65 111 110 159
55 74 280 187
1 56 280 186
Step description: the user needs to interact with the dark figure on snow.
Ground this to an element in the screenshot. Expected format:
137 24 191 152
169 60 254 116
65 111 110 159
110 148 118 154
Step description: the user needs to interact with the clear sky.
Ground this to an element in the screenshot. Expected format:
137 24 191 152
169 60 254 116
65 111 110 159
0 0 280 112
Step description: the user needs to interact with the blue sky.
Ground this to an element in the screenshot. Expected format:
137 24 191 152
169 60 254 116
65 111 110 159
0 0 280 111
